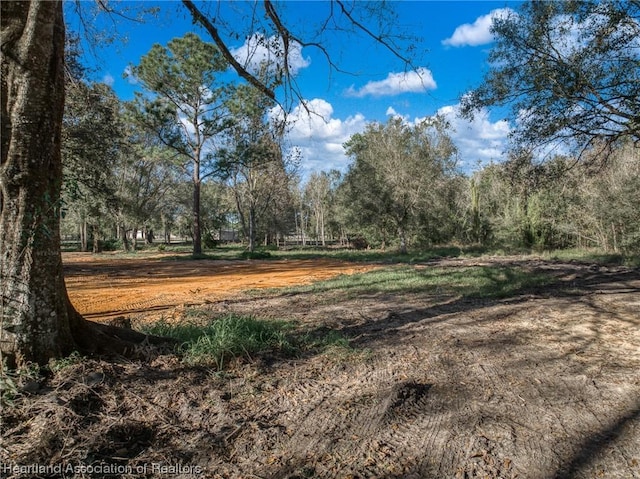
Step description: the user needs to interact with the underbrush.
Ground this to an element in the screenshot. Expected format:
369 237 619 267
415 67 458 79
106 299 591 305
237 250 272 260
542 247 640 267
271 245 489 263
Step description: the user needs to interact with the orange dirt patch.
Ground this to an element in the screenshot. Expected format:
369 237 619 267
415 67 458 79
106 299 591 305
63 252 374 322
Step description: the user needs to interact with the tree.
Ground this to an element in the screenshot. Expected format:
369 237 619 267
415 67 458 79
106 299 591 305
462 1 640 160
220 83 292 251
1 1 168 367
129 33 232 256
342 117 456 253
567 142 640 252
304 171 337 247
112 123 177 251
62 81 123 252
1 0 77 366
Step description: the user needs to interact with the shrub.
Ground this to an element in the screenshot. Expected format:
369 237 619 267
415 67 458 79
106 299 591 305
238 250 271 260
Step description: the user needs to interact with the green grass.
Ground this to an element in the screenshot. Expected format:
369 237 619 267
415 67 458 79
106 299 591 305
237 250 272 260
140 312 368 368
270 245 490 263
141 314 295 368
48 351 84 373
542 247 640 267
281 264 554 299
148 243 491 264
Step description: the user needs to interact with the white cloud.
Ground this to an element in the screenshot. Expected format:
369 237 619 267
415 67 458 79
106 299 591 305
123 65 139 85
230 33 310 75
102 74 115 87
384 103 510 170
346 67 437 98
385 106 399 117
270 98 510 176
437 103 510 169
442 8 514 47
272 98 367 175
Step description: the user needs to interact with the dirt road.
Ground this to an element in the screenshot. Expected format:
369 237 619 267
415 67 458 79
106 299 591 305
3 255 639 478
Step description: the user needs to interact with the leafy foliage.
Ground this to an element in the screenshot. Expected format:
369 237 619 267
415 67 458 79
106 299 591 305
340 116 457 252
128 33 234 255
462 1 640 159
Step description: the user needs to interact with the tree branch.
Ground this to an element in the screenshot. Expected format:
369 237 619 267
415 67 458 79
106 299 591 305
181 0 276 101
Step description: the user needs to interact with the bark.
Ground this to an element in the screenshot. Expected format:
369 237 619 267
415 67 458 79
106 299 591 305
81 217 88 252
248 205 256 252
0 0 171 367
1 0 76 366
398 227 407 254
92 224 100 253
192 179 202 255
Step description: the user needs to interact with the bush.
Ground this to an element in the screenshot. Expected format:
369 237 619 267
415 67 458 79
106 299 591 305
238 250 272 260
349 237 369 250
203 231 218 249
100 238 123 251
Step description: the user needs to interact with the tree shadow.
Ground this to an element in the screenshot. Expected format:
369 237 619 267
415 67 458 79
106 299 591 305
311 264 640 349
32 259 639 479
555 399 640 478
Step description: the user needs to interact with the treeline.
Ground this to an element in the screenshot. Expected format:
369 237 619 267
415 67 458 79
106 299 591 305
60 73 640 255
60 31 639 256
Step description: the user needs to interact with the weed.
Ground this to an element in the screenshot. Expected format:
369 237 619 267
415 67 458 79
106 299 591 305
238 250 272 260
48 351 84 374
542 247 639 267
141 315 294 368
1 359 40 408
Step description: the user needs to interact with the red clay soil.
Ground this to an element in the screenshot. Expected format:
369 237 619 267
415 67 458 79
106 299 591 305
62 252 375 322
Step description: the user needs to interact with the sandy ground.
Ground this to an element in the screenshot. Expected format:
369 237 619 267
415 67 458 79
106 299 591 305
2 254 639 478
62 252 376 321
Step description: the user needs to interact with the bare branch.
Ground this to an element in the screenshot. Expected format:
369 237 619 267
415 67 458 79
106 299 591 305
334 0 413 68
181 0 276 101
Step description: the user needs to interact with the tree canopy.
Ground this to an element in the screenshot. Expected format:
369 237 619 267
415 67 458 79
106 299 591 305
341 117 457 253
129 32 233 255
461 0 640 159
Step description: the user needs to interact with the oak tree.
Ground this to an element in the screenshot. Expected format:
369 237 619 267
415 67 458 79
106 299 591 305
462 0 640 159
342 117 456 253
1 0 167 367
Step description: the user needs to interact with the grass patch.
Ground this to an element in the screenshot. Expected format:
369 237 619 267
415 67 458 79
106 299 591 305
271 245 489 263
238 250 272 260
542 248 640 267
281 264 553 299
141 313 370 368
48 351 84 373
141 314 294 368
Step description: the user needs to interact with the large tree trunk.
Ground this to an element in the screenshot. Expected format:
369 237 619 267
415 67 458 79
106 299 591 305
1 0 170 367
1 0 76 366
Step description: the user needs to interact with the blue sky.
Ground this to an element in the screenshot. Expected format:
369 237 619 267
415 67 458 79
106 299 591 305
65 1 522 176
